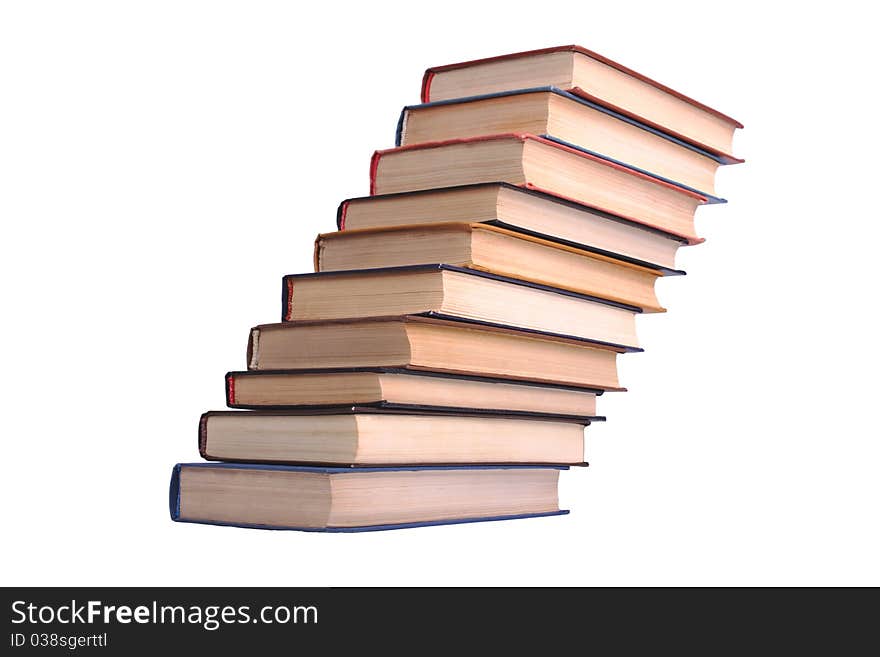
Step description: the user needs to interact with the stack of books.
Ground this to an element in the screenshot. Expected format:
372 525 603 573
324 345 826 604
170 45 742 532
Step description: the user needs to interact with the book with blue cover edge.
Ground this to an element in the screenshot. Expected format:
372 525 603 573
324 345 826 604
396 86 739 165
170 463 570 532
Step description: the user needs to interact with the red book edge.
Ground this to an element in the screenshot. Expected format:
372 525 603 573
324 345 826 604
420 45 743 129
284 278 295 321
198 413 209 459
225 373 236 405
338 200 350 230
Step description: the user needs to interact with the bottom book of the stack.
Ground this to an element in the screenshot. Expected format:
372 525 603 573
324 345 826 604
169 463 569 532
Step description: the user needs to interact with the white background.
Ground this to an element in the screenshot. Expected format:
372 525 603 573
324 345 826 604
2 1 878 586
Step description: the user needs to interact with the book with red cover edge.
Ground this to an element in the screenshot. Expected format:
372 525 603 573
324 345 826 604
370 133 707 202
337 182 699 246
225 367 610 413
368 133 710 244
198 407 595 467
420 45 742 162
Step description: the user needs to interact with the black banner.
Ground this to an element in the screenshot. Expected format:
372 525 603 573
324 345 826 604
1 587 875 652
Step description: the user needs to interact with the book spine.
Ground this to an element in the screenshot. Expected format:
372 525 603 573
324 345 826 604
420 69 435 103
198 414 209 459
168 464 182 521
282 276 294 321
336 200 349 230
225 372 236 406
246 328 259 370
312 235 323 272
394 106 407 147
369 150 382 195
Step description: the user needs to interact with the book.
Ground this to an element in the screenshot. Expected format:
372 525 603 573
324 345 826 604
198 408 590 466
247 316 625 390
339 183 691 265
398 87 732 198
315 223 672 313
170 463 568 531
421 45 742 159
283 265 641 349
370 134 710 241
225 368 602 417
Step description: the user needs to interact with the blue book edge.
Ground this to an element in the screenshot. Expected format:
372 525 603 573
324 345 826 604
170 463 570 532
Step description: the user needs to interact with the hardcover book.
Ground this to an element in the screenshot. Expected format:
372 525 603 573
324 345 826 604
246 315 626 390
339 182 693 261
420 45 742 159
170 463 569 532
225 368 603 417
198 407 593 466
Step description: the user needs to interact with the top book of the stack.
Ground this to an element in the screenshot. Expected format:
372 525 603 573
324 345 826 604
420 45 743 161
